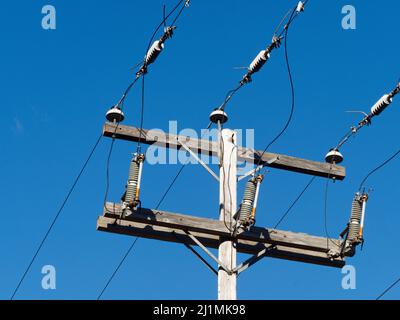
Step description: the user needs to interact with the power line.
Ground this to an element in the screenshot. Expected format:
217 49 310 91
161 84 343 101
11 133 103 300
98 0 310 297
376 276 400 300
256 6 297 171
273 176 316 229
97 0 191 298
323 175 341 249
97 164 187 299
97 237 139 300
102 0 189 210
359 148 400 191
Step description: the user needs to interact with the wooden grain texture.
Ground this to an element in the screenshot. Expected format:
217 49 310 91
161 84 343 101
97 216 345 268
103 122 346 180
103 203 342 254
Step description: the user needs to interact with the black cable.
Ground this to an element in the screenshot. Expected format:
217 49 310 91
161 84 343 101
11 133 103 300
97 162 187 299
103 138 116 214
97 237 139 300
323 176 341 249
219 84 244 112
359 148 400 191
136 0 189 150
256 8 296 171
99 1 310 298
144 0 186 59
97 1 191 298
137 73 146 151
170 0 189 26
376 277 400 300
155 164 186 210
117 76 141 108
274 176 316 229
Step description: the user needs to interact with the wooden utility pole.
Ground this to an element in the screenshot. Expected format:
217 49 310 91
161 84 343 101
218 129 237 300
97 121 349 301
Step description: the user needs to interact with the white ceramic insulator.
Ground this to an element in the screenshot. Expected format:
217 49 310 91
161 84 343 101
248 50 269 74
296 1 305 12
370 94 392 116
145 40 164 65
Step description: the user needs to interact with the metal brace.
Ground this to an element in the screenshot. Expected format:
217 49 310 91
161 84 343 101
177 138 220 182
232 245 275 275
184 231 233 275
238 156 279 181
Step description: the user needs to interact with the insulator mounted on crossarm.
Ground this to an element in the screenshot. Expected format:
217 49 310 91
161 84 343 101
236 175 264 231
106 104 125 123
121 153 146 216
326 81 400 163
341 192 369 257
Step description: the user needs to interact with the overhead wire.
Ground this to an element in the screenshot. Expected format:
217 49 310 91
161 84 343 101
98 1 309 295
103 0 189 209
136 0 189 151
358 148 400 192
255 5 298 173
97 0 190 298
273 176 316 229
11 133 103 300
376 276 400 300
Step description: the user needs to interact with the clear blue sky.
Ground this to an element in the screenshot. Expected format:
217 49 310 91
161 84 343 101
1 0 400 300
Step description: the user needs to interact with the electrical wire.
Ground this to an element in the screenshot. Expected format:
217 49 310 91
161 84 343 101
323 174 341 250
137 73 146 151
98 0 306 296
103 139 116 214
359 148 400 191
376 276 400 300
103 0 189 209
97 0 191 298
136 0 189 151
97 161 187 299
11 133 103 300
273 176 316 229
97 237 139 300
255 7 297 172
213 1 307 117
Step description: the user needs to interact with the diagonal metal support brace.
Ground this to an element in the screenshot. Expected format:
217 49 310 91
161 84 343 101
181 241 219 276
185 231 233 275
238 157 279 181
178 138 220 182
232 245 275 275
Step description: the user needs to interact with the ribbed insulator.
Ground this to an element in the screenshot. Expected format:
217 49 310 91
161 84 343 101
238 178 257 223
145 40 164 66
124 155 142 208
370 94 392 116
248 50 269 75
347 197 362 243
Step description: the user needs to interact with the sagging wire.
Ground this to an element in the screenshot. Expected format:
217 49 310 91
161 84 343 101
253 1 308 176
136 0 190 152
376 276 400 300
335 147 400 257
103 0 190 214
326 81 400 164
98 0 191 299
11 133 103 300
359 148 400 192
226 2 308 235
209 1 307 122
323 174 342 251
327 145 398 258
273 176 316 229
